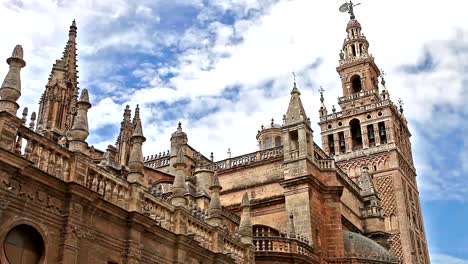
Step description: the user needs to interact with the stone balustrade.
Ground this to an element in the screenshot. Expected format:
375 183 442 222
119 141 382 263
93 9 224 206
320 99 391 122
213 146 283 171
253 236 315 258
85 170 130 209
338 89 379 104
16 125 72 180
141 193 175 230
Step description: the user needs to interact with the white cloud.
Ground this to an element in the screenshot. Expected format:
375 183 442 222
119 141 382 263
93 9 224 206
1 0 468 202
431 253 468 264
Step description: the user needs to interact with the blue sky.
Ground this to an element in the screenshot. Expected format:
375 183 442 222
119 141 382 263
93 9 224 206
0 0 467 262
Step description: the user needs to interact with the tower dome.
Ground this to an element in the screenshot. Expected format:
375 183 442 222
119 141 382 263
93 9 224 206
343 230 398 263
256 119 282 150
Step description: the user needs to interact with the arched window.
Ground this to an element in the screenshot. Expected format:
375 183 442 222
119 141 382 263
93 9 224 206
350 119 363 150
274 136 282 147
4 225 44 264
351 75 362 93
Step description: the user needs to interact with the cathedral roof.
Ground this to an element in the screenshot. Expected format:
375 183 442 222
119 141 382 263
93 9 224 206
343 230 397 263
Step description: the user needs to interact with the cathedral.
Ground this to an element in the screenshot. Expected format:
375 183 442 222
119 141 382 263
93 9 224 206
0 4 430 264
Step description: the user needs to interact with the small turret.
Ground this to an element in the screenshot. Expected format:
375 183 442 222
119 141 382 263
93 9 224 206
0 45 26 115
68 89 91 152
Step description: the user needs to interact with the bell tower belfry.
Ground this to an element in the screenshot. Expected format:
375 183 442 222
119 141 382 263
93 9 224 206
319 5 431 264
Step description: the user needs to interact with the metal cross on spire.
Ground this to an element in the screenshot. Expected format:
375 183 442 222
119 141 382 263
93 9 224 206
339 1 361 19
380 69 387 86
398 98 404 114
318 86 325 103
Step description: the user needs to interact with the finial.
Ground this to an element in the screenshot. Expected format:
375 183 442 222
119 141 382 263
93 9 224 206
271 118 274 127
319 86 325 104
177 121 182 130
380 70 387 86
79 88 89 103
398 98 404 114
261 124 264 130
29 112 36 130
11 45 24 60
292 72 296 85
227 148 231 158
210 152 214 162
332 105 336 113
21 107 28 124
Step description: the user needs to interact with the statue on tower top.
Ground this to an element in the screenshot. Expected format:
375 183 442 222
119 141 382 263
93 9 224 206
339 1 361 19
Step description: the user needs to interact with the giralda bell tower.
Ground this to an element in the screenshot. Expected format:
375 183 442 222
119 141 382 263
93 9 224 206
318 3 430 264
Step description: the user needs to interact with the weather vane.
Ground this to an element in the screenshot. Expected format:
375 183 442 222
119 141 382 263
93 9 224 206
339 1 361 19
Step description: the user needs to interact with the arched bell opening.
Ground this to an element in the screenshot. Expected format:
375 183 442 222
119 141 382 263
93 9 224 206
351 75 362 93
350 118 363 150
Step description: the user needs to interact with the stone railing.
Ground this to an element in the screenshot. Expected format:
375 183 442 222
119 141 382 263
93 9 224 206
253 236 314 258
334 142 396 162
16 125 72 180
141 193 175 231
338 89 379 104
187 217 214 250
145 156 170 168
85 170 130 209
223 236 247 262
213 146 283 171
320 99 391 122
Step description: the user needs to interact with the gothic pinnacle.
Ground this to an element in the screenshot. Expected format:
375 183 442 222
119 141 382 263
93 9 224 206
207 171 223 226
0 45 26 115
127 117 146 184
239 192 253 244
171 146 188 206
68 89 91 152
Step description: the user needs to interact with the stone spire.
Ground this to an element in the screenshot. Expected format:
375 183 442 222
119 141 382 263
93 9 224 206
358 167 384 219
239 192 253 244
116 105 133 166
0 45 26 115
284 80 308 126
36 20 79 137
207 171 223 226
357 167 376 196
68 89 91 152
171 146 188 206
127 113 146 184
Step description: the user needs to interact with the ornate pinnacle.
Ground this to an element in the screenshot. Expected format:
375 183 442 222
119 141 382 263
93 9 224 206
0 45 26 115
